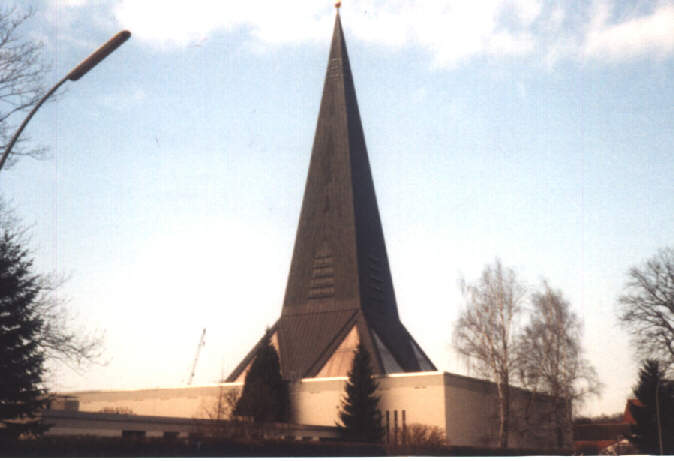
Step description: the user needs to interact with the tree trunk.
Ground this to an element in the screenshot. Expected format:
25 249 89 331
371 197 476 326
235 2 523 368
497 380 510 448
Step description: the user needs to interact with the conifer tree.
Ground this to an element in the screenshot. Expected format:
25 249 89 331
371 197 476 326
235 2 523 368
234 329 288 423
0 228 46 438
338 344 384 442
629 360 674 454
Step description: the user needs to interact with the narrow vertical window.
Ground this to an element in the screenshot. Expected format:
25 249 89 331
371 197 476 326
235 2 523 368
385 410 390 444
394 410 398 445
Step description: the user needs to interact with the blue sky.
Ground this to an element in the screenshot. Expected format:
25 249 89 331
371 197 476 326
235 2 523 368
1 0 672 416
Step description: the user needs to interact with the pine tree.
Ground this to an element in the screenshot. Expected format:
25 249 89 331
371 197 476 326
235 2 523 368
629 360 674 454
233 329 289 423
338 344 384 442
0 228 47 439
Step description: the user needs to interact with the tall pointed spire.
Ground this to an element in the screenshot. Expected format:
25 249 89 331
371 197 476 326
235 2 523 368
228 12 435 382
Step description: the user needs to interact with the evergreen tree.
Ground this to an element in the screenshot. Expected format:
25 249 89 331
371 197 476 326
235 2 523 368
0 228 47 439
338 344 384 442
234 329 288 423
629 359 674 454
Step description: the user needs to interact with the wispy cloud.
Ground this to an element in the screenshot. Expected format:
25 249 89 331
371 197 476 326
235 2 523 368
99 87 146 111
42 0 116 52
54 0 88 7
583 1 674 62
345 0 540 67
112 0 332 49
49 0 674 67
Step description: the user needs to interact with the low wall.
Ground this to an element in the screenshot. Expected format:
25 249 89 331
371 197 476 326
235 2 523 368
441 372 560 448
42 409 339 441
53 372 560 449
59 383 243 420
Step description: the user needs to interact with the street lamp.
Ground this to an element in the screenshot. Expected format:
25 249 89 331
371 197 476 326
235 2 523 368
656 377 663 455
0 30 131 172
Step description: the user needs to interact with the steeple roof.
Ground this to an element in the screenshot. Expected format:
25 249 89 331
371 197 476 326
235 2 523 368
228 13 435 382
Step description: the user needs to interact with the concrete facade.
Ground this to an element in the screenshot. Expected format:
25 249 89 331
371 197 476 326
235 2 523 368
55 384 242 420
42 409 339 441
290 372 557 448
52 371 558 448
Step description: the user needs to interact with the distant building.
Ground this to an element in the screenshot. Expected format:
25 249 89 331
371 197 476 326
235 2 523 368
46 10 559 449
573 400 640 455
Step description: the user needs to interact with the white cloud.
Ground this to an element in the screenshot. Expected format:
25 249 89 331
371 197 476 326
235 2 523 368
511 0 543 26
487 31 535 56
110 0 541 65
52 0 674 67
549 3 565 29
583 2 674 61
113 0 332 48
346 1 540 67
51 0 88 7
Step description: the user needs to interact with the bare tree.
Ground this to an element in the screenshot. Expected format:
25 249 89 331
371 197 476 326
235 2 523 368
198 387 251 439
618 247 674 366
0 6 49 168
395 424 447 452
0 199 103 369
33 285 103 368
517 281 601 449
453 259 525 448
203 387 241 421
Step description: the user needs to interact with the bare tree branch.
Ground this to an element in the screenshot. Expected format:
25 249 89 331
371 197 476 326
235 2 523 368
618 247 674 366
0 6 51 168
0 198 104 371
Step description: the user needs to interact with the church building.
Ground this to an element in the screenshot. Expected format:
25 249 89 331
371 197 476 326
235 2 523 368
227 11 435 385
47 10 560 449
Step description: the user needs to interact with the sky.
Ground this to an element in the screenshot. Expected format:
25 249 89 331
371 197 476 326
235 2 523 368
0 0 672 417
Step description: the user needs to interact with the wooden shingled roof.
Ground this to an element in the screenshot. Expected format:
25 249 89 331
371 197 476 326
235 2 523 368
227 12 435 382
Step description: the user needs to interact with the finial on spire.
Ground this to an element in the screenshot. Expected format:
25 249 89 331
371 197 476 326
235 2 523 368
335 1 341 10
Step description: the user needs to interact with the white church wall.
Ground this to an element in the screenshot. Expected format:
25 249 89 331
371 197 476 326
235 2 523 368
56 372 559 449
290 377 346 426
377 372 447 444
70 384 243 420
290 372 447 434
509 385 561 449
442 372 559 449
443 373 498 446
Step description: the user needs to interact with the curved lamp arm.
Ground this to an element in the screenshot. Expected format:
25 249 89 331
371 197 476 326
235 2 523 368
0 30 131 173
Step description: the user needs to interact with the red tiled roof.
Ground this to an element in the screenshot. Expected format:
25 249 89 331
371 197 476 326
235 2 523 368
575 439 616 451
623 398 643 425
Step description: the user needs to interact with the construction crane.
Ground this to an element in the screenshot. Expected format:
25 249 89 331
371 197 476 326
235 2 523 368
187 328 206 386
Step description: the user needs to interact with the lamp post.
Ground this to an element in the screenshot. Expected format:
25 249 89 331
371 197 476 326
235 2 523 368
655 378 663 455
0 30 131 172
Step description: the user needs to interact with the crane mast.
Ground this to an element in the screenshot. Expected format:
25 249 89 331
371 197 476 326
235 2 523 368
187 328 206 386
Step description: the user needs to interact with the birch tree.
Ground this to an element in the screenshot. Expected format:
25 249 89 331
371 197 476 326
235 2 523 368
518 281 600 448
453 259 525 448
